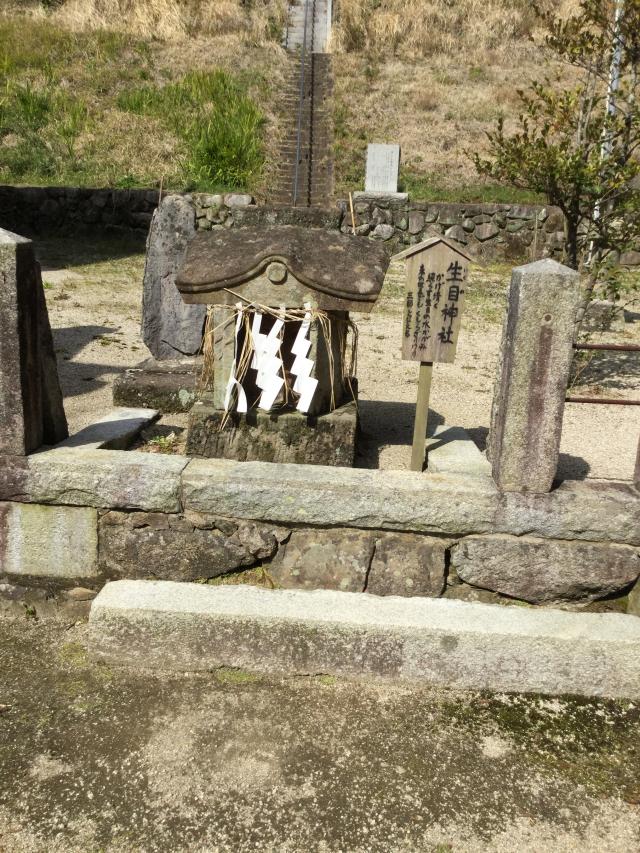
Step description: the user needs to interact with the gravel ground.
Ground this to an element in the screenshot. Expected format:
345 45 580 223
37 236 640 480
0 612 638 853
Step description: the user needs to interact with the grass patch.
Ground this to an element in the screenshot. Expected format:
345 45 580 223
117 70 265 190
0 16 271 191
214 666 260 685
398 172 545 204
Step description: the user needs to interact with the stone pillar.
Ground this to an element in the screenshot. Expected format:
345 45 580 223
0 228 67 455
634 434 640 488
141 194 206 360
488 258 582 493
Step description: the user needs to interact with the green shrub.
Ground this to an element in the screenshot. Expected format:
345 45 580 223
117 70 265 189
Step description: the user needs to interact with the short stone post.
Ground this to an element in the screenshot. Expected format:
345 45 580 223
487 258 582 493
0 228 67 455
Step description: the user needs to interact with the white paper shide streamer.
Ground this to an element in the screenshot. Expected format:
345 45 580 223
251 311 285 411
223 302 318 415
291 302 318 413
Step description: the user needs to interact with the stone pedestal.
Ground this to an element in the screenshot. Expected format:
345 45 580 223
0 228 67 454
186 394 358 466
113 357 200 413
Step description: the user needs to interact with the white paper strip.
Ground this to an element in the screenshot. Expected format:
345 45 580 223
290 303 317 413
251 311 285 411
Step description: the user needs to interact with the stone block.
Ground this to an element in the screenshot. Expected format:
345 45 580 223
437 206 462 227
57 407 159 451
180 457 640 545
113 357 200 413
99 510 287 582
475 222 499 242
223 193 254 207
186 399 358 467
0 228 67 454
182 458 499 535
367 532 447 597
444 225 467 244
89 580 640 698
371 223 395 240
488 259 582 493
452 535 640 604
506 205 535 220
426 425 491 477
1 502 97 579
0 449 188 512
269 528 375 591
351 192 408 205
141 195 206 360
408 212 425 235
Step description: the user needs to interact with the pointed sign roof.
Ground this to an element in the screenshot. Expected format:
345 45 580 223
391 235 476 263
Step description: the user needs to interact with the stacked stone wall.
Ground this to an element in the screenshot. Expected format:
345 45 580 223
0 450 638 615
2 184 638 265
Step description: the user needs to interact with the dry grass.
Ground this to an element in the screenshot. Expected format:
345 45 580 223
331 0 582 199
332 0 581 61
4 0 289 44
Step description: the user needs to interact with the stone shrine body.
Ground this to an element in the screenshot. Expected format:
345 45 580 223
175 225 389 466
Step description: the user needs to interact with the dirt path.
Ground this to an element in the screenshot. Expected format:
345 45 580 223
0 613 638 853
37 236 640 480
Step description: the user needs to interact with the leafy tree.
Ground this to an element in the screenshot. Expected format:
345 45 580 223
473 0 640 282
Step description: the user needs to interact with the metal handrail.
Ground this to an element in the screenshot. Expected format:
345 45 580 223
292 0 313 207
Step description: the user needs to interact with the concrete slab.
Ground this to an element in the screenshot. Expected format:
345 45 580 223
426 425 491 476
56 407 159 451
89 580 640 698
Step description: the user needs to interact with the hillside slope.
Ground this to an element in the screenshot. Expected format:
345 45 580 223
1 0 576 202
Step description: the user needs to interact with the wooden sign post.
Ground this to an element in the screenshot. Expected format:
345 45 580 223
396 237 473 471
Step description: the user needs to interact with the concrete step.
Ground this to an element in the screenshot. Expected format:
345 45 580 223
89 580 640 699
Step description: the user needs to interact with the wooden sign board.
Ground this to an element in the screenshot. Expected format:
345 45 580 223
399 238 472 364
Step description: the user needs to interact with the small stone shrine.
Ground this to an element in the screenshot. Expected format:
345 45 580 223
175 225 389 466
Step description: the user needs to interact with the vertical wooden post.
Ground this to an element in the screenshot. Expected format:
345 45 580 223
410 361 433 472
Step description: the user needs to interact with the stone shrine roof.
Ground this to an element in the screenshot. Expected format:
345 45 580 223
175 225 390 307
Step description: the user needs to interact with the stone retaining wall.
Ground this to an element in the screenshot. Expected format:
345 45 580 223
3 183 639 264
0 185 159 235
0 183 569 263
1 448 638 614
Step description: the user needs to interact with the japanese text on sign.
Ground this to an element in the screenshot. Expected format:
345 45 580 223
401 243 468 364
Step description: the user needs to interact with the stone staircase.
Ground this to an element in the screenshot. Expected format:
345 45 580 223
271 0 334 208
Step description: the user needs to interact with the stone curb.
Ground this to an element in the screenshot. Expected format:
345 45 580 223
1 449 638 542
89 580 640 698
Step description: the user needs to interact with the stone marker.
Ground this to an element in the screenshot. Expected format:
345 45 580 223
488 258 582 492
89 580 640 698
141 195 206 360
0 228 67 454
365 143 401 194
